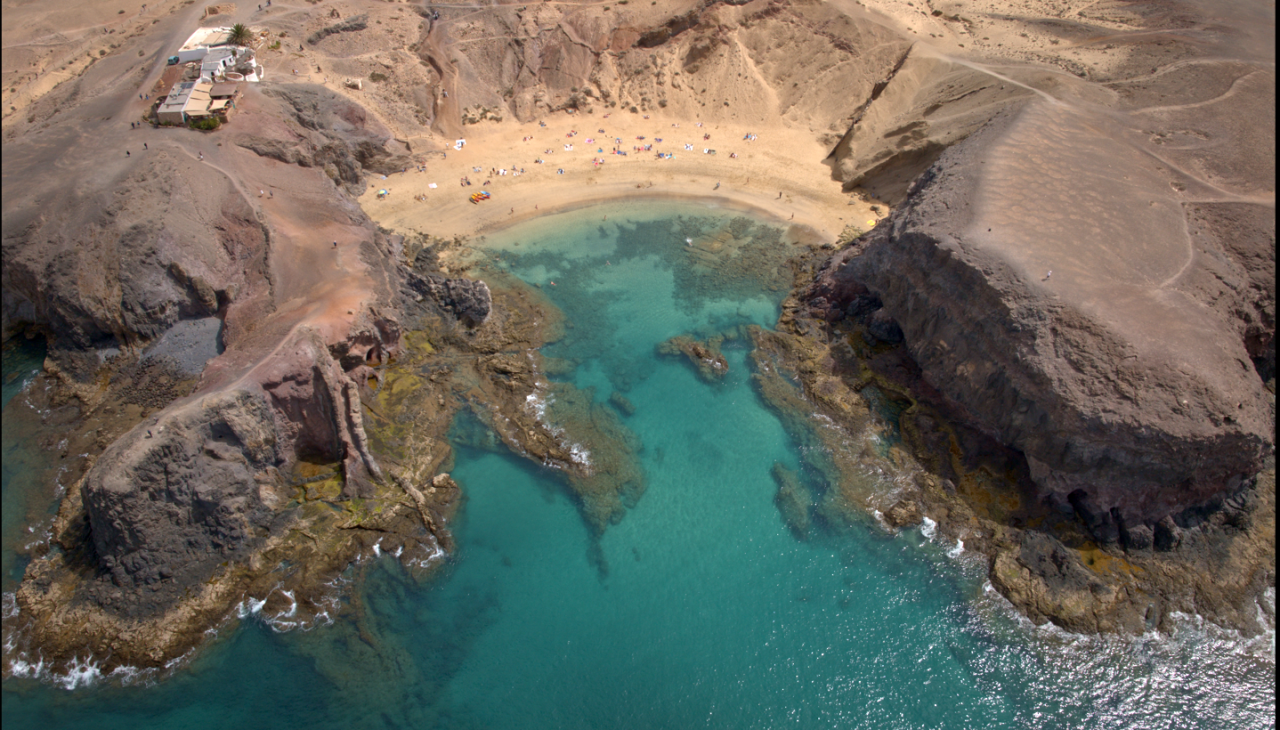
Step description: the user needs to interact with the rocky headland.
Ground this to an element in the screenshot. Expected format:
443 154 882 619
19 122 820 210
2 0 1274 675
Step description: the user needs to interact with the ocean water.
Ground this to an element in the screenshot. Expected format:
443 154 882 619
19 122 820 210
2 203 1274 729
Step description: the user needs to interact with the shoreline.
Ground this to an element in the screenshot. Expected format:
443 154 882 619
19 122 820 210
465 190 833 249
357 112 886 251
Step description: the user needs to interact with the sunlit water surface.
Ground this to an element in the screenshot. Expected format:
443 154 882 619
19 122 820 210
2 203 1273 729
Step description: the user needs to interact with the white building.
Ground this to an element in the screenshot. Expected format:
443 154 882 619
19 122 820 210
200 47 263 83
176 27 234 64
156 80 214 125
174 26 264 82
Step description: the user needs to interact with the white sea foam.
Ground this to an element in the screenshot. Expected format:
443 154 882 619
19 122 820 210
53 654 103 690
108 663 146 686
1259 586 1275 661
163 648 195 674
236 596 267 618
947 539 965 558
920 516 937 539
9 656 46 682
525 391 549 421
524 384 597 472
22 521 53 552
407 538 448 570
568 442 593 468
280 590 297 618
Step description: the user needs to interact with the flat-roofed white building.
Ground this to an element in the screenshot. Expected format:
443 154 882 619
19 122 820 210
200 47 237 80
176 27 233 64
200 47 264 83
156 80 214 125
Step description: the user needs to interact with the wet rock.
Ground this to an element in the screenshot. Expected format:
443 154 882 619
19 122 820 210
989 530 1133 634
657 334 728 381
404 271 491 327
882 497 923 529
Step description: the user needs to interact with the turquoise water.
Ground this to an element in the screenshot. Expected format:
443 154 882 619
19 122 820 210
2 203 1274 728
2 338 51 593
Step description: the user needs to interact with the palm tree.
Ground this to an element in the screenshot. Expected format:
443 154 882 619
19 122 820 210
227 23 252 47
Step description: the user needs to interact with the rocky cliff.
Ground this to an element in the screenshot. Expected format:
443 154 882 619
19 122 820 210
83 389 284 609
809 103 1274 544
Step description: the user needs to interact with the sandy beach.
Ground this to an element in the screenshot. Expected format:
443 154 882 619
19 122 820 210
358 109 885 250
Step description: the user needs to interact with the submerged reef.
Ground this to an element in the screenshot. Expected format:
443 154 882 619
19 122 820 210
657 334 729 382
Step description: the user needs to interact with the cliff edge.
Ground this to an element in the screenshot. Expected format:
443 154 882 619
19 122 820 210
811 100 1274 545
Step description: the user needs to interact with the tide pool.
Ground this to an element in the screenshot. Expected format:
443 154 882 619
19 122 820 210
2 203 1274 729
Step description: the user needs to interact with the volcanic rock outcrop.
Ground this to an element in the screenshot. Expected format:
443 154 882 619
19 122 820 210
809 102 1274 541
83 388 284 606
2 155 265 379
403 269 492 327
